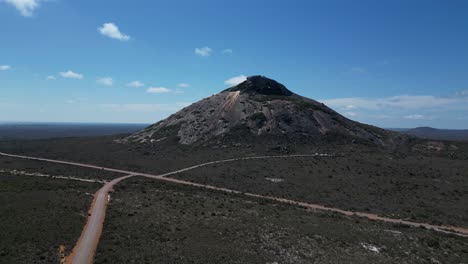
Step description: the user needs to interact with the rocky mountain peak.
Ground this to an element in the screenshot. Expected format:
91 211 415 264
226 75 293 96
122 76 402 146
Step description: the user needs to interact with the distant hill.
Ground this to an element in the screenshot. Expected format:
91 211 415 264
0 123 149 140
123 75 406 146
397 127 468 141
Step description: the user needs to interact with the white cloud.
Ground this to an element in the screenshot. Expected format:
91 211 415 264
0 65 11 70
351 67 368 74
376 60 390 66
100 103 187 112
321 95 468 111
60 70 83 79
97 77 113 86
146 87 171 94
101 104 165 112
224 75 247 86
368 114 392 120
457 90 468 96
47 75 56 80
222 49 233 54
345 112 357 117
320 93 468 128
176 102 192 107
195 47 212 57
3 0 41 17
313 90 468 128
404 114 428 120
178 83 190 88
127 81 144 88
98 23 130 41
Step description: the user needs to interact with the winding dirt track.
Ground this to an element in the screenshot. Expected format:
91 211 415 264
65 174 134 264
1 169 106 183
1 151 467 264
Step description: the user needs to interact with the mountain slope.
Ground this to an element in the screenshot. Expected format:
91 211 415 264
122 76 403 146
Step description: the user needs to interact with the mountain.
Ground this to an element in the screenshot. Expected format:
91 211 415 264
402 127 468 141
122 76 405 146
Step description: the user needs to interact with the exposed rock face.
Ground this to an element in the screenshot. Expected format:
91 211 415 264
122 76 400 145
225 75 293 96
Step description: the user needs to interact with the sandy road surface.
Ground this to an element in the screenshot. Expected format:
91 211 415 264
0 152 329 177
0 169 106 183
65 174 134 264
1 151 468 264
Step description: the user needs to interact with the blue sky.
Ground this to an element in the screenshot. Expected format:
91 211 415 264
1 0 467 128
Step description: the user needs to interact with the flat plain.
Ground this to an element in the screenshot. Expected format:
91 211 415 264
1 135 467 263
95 177 468 264
0 173 101 263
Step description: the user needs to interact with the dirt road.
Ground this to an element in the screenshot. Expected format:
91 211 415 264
0 152 328 177
0 169 106 183
65 175 134 264
1 151 467 264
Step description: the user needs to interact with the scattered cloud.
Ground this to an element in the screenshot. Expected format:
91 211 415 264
174 90 184 94
368 114 392 120
376 61 389 66
320 92 468 127
351 67 368 74
345 112 357 117
222 49 233 54
195 47 212 57
60 70 83 79
178 83 190 88
321 94 468 111
127 80 144 88
176 102 192 107
2 0 41 17
404 114 428 120
456 90 468 97
146 87 171 94
224 75 247 86
47 75 56 80
0 65 11 71
100 103 187 113
97 77 113 86
98 23 130 41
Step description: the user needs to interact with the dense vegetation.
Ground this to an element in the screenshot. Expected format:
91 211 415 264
0 174 100 263
96 178 468 264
